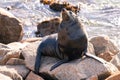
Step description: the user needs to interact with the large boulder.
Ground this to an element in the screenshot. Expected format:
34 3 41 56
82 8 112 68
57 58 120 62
89 35 119 61
40 0 80 13
22 40 119 80
35 17 61 37
49 2 80 14
0 8 23 44
38 57 118 80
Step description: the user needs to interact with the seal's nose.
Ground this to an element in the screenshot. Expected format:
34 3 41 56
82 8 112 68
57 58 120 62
62 8 66 12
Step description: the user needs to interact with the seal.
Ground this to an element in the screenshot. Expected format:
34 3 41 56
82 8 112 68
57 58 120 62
50 9 107 71
34 8 107 74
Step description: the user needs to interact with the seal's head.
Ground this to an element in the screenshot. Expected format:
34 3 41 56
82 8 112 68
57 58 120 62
61 8 77 21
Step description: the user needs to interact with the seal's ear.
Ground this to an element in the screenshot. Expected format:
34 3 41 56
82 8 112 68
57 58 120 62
69 10 77 17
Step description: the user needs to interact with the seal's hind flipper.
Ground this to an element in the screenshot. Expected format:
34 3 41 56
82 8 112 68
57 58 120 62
50 59 69 71
85 53 107 64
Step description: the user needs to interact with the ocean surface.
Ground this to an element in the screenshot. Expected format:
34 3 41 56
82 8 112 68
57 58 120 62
0 0 120 48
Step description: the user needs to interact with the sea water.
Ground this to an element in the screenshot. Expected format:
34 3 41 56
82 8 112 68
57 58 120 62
0 0 120 48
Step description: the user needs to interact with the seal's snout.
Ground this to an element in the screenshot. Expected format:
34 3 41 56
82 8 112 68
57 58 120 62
61 8 70 21
62 8 67 12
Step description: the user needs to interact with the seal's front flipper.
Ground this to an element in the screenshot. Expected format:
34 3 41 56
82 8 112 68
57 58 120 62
50 59 69 71
34 49 42 74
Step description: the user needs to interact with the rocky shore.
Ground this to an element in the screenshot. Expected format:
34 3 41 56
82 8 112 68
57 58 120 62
0 2 120 80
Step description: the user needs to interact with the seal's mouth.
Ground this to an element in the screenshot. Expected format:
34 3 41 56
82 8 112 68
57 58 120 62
62 8 67 12
61 8 76 21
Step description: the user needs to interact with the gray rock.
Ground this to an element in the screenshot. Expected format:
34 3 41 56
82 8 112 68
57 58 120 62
38 57 118 80
36 17 61 37
90 35 119 61
0 8 23 44
87 42 95 55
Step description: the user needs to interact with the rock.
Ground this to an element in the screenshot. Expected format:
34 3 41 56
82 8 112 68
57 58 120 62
88 42 95 55
22 40 119 80
0 43 12 64
20 37 42 43
89 35 119 61
35 17 61 37
0 41 28 65
0 43 11 56
25 71 44 80
40 0 55 5
0 73 12 80
0 8 23 44
37 57 118 80
50 2 69 11
49 2 80 14
22 41 40 70
6 58 25 65
0 65 29 79
105 71 120 80
86 75 98 80
0 43 11 49
0 49 21 64
0 66 22 80
98 51 113 62
110 52 120 70
7 42 29 50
